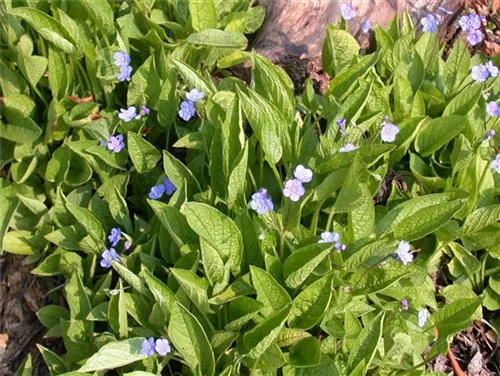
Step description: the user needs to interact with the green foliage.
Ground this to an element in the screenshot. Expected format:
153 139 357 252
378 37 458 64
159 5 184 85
2 3 500 376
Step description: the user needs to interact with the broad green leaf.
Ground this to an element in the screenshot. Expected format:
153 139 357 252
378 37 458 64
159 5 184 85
460 204 500 236
334 154 369 213
200 238 225 286
283 243 332 289
169 302 215 376
188 29 247 48
37 344 68 375
78 338 148 372
0 191 19 253
347 310 385 373
250 266 291 317
64 201 105 245
163 150 201 194
443 84 482 116
189 0 217 31
349 261 412 295
227 143 248 209
182 202 242 273
9 7 76 54
143 269 175 318
48 46 68 99
289 273 333 329
322 26 359 76
443 40 470 94
37 305 70 329
127 56 161 109
111 262 150 297
286 337 321 368
158 66 179 129
226 297 263 331
415 116 467 157
80 0 115 36
127 132 160 174
148 200 197 247
171 58 214 96
170 268 212 315
64 273 92 320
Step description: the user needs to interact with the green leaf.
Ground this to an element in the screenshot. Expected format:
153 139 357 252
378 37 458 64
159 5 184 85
143 269 176 319
250 266 291 317
111 262 150 297
283 243 332 289
443 84 482 116
80 0 115 36
65 273 92 320
322 26 360 76
127 56 161 109
16 353 33 376
158 66 179 129
188 29 247 48
37 305 70 329
226 297 263 331
127 132 160 174
169 302 215 376
163 150 201 194
289 273 333 329
171 58 214 96
227 143 248 209
334 154 369 213
48 46 69 99
64 201 105 245
200 238 225 287
286 337 321 368
347 310 385 373
460 204 500 236
37 344 68 375
9 7 76 54
182 202 242 273
393 199 465 241
349 261 412 295
0 191 19 254
189 0 217 31
78 338 148 372
443 40 470 94
170 268 212 314
415 116 467 157
1 113 42 144
242 304 291 358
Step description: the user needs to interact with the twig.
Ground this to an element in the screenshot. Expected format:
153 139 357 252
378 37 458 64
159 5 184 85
447 347 467 376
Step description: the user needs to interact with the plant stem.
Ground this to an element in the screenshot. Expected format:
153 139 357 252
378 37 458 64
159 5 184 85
270 163 283 190
326 208 335 231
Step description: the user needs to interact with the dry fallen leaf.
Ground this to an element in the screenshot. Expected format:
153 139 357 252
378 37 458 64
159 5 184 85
0 334 9 349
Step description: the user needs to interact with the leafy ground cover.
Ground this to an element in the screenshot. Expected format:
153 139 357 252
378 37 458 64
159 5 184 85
1 1 500 375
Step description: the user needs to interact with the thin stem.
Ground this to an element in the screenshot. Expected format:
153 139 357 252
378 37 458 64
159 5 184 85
259 146 264 187
270 163 283 190
326 208 335 231
247 168 258 192
309 203 322 236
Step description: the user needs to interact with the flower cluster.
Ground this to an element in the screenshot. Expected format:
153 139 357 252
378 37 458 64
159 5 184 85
113 51 133 82
339 143 357 153
283 165 313 202
396 240 413 265
340 3 356 21
471 61 498 83
148 177 176 200
249 188 274 215
178 88 204 121
491 154 500 174
458 13 483 46
141 337 171 357
380 117 400 143
101 134 125 153
118 105 150 123
100 228 123 268
318 231 346 252
421 14 439 33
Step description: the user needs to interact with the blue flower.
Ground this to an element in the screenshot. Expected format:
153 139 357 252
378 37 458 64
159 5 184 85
140 105 150 116
438 7 453 15
148 184 165 200
283 179 305 202
485 61 499 77
396 241 413 265
458 13 482 32
421 14 439 33
471 64 490 82
467 29 484 46
155 338 171 356
318 231 346 252
186 88 205 102
491 154 500 174
178 100 196 121
487 102 500 116
401 299 409 311
141 337 156 357
113 51 131 68
103 134 125 153
162 177 176 195
108 228 121 247
418 308 429 328
361 19 372 33
381 122 400 143
118 106 140 122
116 64 132 82
337 117 347 136
340 3 356 20
339 143 357 153
249 188 274 215
124 241 132 250
100 248 119 268
293 165 313 183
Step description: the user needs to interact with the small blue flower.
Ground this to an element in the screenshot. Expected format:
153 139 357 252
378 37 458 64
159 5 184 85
396 241 413 265
471 64 490 82
339 143 357 153
491 154 500 174
438 7 453 15
458 13 482 32
337 117 347 136
418 308 429 328
108 228 121 247
485 61 499 77
421 14 439 33
249 188 274 215
381 122 400 143
467 29 484 46
141 337 156 357
487 102 500 116
293 165 313 183
155 338 171 356
361 19 372 33
113 51 131 68
401 299 409 311
140 105 150 116
124 241 132 250
186 88 205 102
100 248 119 268
116 64 132 82
340 3 356 20
178 100 196 121
162 178 176 196
103 134 125 153
283 179 305 202
118 106 140 122
318 231 346 252
148 184 166 200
